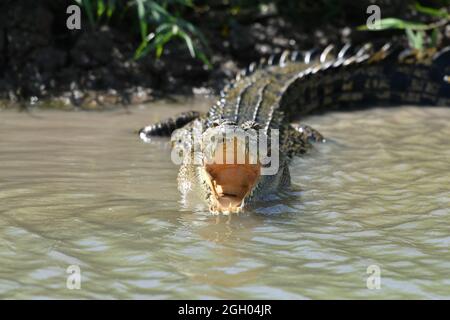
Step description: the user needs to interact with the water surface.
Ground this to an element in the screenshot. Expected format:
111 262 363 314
0 101 449 299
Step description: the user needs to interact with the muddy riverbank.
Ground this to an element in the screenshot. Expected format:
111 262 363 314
0 0 448 110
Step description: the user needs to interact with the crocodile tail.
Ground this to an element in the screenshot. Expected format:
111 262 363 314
280 43 450 118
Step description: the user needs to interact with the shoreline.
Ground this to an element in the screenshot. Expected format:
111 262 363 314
0 0 446 111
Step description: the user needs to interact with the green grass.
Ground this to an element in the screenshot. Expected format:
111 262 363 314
74 0 211 66
358 1 449 50
74 0 450 64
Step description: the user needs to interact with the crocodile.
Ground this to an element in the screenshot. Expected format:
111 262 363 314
139 42 450 214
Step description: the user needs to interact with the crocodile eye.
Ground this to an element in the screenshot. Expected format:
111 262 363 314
242 121 261 130
252 123 261 130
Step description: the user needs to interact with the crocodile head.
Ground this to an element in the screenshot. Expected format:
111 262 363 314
192 120 285 214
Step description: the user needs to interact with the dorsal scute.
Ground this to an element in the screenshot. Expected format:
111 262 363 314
210 41 448 129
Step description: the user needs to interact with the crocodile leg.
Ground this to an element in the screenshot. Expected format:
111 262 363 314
293 124 326 144
139 111 202 141
279 124 322 158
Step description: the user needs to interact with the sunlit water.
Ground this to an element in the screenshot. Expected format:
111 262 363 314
0 100 449 299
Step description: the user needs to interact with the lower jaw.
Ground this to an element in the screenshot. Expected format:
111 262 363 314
203 164 260 214
209 196 245 214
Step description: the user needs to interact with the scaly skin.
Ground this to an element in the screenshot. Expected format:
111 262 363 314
140 42 450 213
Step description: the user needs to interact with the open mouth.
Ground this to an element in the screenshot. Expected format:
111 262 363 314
205 163 260 213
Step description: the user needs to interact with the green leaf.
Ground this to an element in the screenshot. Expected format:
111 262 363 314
414 2 449 18
178 30 195 57
155 23 174 34
195 51 212 69
146 1 170 22
134 40 151 59
358 18 428 31
156 45 163 58
135 0 148 41
131 0 210 65
406 28 424 50
430 28 439 47
97 0 106 17
106 0 116 18
82 0 96 27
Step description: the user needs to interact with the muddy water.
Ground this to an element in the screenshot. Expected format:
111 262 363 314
0 100 449 299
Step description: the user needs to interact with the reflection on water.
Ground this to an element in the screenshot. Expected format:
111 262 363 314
0 101 449 299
